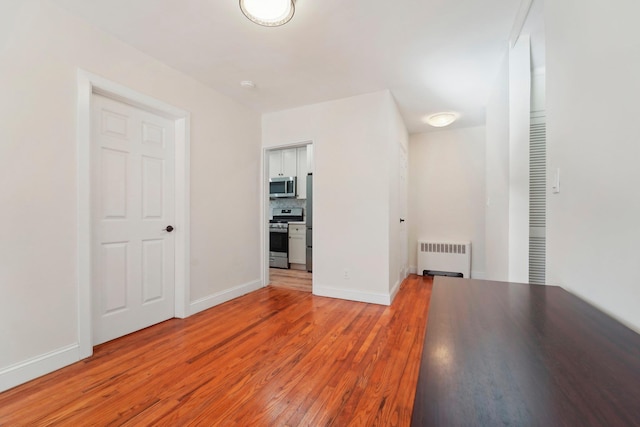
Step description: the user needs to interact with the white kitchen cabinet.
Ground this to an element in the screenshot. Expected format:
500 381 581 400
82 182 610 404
288 223 306 265
306 144 314 173
268 151 281 179
269 148 297 178
296 146 308 199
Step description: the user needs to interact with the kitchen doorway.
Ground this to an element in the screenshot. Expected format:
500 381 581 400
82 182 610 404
269 268 312 292
265 142 313 292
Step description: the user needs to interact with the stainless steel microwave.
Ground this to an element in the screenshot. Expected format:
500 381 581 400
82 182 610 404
269 176 296 198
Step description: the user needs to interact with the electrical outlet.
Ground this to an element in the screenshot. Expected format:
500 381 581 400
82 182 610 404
343 269 350 280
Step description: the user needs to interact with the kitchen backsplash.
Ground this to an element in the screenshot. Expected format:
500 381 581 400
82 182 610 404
270 198 307 221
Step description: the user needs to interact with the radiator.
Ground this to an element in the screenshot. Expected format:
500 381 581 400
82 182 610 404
417 241 471 278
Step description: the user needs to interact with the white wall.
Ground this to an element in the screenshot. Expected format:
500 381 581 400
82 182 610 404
485 52 510 281
0 0 261 390
263 91 406 304
531 69 546 114
508 35 531 283
409 127 486 278
546 0 640 332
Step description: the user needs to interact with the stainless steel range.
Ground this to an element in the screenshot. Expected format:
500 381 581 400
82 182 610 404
269 207 303 269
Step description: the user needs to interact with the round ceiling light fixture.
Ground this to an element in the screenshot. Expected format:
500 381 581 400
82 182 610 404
240 0 295 27
424 112 459 128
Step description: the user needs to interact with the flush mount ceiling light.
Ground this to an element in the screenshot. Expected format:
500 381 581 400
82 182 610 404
424 112 459 128
240 0 295 27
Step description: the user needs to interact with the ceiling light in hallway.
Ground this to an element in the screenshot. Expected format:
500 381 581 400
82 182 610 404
423 112 459 128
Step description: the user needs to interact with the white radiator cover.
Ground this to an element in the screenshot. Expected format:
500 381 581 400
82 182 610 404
417 241 471 278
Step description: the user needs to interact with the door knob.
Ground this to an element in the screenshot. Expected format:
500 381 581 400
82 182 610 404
163 225 174 232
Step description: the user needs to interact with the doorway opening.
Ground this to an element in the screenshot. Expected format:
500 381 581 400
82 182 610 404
265 142 313 292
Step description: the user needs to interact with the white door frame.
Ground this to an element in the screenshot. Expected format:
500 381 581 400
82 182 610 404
262 140 313 288
77 70 190 359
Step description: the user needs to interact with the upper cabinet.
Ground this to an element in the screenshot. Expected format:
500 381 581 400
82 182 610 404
269 144 313 199
269 148 297 178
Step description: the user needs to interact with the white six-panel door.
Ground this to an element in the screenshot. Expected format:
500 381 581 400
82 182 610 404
91 94 175 345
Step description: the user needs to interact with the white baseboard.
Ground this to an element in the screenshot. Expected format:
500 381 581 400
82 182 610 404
313 284 392 306
471 270 486 279
0 344 80 393
389 279 402 304
189 279 262 316
0 279 263 393
408 266 418 275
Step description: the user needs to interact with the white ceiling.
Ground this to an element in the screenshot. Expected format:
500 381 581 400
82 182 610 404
52 0 522 134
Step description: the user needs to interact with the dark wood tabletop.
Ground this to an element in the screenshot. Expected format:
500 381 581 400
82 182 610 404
412 277 640 426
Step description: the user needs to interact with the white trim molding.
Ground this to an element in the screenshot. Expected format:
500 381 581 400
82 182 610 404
313 284 392 306
389 279 402 304
509 0 534 48
189 280 263 316
76 69 191 360
0 345 79 393
471 270 487 280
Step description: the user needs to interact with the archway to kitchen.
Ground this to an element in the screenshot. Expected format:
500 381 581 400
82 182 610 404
264 141 313 292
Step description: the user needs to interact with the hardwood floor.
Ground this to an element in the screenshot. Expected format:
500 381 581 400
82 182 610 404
269 267 312 292
0 275 432 426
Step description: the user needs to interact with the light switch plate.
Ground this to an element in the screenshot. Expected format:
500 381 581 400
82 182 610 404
552 168 560 194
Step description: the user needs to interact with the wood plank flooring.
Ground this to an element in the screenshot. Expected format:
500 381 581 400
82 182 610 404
0 275 432 426
269 267 312 292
